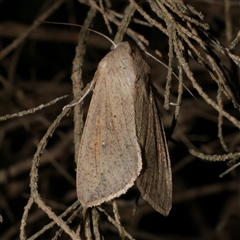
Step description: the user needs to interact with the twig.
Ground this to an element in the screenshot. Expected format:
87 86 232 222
0 95 68 121
113 2 136 45
112 200 125 239
97 207 134 240
27 201 80 240
70 7 97 164
189 149 240 162
27 83 91 239
220 161 240 177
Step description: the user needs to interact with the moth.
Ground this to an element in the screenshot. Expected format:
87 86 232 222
76 42 172 216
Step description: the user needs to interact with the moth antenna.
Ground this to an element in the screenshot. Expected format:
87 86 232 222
39 21 116 49
144 51 197 100
38 21 117 110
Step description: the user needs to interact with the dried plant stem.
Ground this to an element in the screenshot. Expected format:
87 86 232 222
114 2 136 44
26 83 91 239
71 7 97 164
112 200 125 239
26 201 80 240
217 89 229 152
189 149 240 162
97 207 134 240
0 95 68 121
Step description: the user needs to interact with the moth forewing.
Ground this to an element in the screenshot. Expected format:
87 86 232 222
76 42 143 208
136 88 172 216
76 41 172 215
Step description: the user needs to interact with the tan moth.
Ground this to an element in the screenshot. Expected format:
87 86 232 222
76 41 172 216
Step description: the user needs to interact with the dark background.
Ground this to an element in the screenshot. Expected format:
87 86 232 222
0 0 240 239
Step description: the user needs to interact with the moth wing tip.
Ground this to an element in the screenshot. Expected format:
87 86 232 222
77 174 140 209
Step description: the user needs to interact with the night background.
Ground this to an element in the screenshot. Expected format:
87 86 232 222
0 0 240 239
